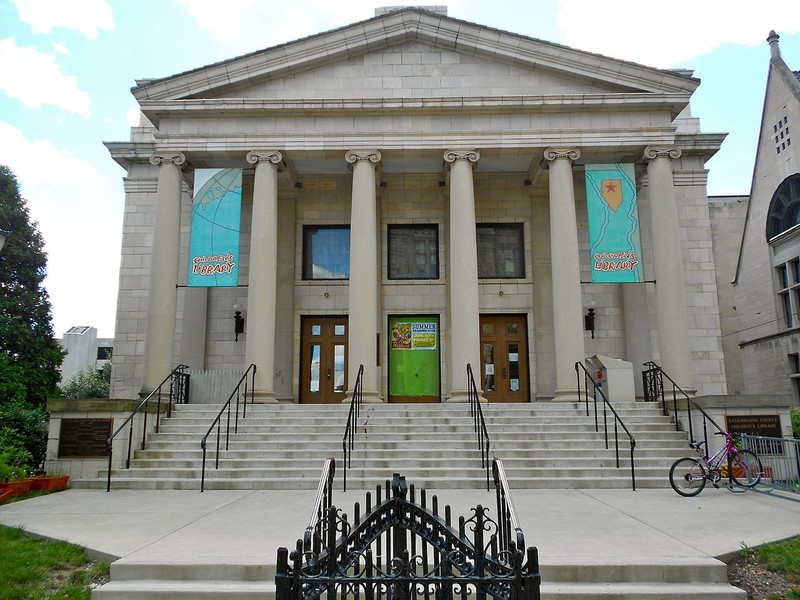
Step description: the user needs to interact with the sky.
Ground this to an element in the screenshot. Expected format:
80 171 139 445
1 0 800 339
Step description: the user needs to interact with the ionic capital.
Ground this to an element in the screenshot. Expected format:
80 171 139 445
643 146 682 161
443 149 480 164
149 152 186 167
345 150 382 165
543 147 581 163
246 150 283 166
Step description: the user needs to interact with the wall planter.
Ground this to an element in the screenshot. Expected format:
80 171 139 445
28 475 70 492
0 479 32 498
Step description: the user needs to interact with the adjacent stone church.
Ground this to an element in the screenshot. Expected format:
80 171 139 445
106 7 733 406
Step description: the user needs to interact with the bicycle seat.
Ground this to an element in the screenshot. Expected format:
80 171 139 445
689 441 704 450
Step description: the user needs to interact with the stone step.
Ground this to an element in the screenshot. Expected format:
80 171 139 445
92 557 744 600
539 582 745 598
92 579 272 599
126 456 680 469
76 474 659 490
139 439 687 452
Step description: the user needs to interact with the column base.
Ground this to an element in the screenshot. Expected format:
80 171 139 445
552 388 581 403
250 390 279 404
342 390 383 404
445 389 487 403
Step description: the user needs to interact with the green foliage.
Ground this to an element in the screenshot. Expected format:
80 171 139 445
0 164 64 407
0 400 48 474
0 526 109 599
792 408 800 439
758 536 800 583
58 363 111 400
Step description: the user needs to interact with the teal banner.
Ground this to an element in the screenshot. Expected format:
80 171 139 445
585 164 643 283
188 168 242 287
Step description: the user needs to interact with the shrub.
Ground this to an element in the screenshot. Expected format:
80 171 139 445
0 401 48 474
0 427 34 481
58 363 111 400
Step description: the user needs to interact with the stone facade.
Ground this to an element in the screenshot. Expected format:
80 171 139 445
106 8 729 404
734 31 800 404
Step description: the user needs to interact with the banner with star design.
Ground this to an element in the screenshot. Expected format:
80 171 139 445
585 164 643 283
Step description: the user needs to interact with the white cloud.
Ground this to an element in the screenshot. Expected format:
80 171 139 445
555 0 800 68
0 121 122 337
13 0 113 40
0 38 91 116
175 0 377 55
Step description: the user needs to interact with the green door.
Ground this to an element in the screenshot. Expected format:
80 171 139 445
388 315 440 403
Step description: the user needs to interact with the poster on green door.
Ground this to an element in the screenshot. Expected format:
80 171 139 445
389 316 440 399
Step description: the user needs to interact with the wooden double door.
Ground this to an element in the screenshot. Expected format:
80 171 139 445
300 316 348 404
479 315 530 403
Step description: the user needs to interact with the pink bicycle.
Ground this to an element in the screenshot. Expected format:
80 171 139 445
669 431 763 497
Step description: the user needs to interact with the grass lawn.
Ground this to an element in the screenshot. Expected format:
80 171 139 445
0 526 109 600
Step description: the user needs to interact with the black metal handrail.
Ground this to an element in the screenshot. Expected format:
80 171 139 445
492 457 525 553
303 458 335 555
105 365 190 492
642 361 724 451
466 363 491 490
341 364 364 492
199 364 257 492
575 361 637 491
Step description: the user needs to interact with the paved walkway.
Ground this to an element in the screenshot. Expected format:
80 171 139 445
0 484 798 567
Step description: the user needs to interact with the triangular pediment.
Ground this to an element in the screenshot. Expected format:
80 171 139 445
132 8 698 103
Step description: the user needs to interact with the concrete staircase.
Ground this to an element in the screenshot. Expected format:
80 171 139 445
75 401 690 491
88 402 747 599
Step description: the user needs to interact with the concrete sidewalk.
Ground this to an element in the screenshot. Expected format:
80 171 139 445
0 484 798 567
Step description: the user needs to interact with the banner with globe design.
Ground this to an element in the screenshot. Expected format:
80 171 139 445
188 168 242 287
585 164 643 283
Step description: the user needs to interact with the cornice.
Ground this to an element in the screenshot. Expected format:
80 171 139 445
138 93 692 124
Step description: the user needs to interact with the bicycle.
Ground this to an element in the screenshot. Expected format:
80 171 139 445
669 431 763 497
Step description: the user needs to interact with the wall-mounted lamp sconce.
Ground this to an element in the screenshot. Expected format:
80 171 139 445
584 300 596 339
234 304 245 342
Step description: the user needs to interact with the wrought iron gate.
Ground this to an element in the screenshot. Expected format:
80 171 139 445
276 470 540 600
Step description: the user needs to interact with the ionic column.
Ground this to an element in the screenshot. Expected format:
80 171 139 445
444 149 482 402
543 148 585 401
142 152 185 392
345 150 382 403
644 147 693 391
244 150 282 403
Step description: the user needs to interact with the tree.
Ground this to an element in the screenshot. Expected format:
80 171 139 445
0 165 64 406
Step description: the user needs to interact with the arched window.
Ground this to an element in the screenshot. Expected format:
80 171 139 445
767 174 800 239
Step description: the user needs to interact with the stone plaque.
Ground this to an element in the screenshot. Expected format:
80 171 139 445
58 418 113 458
725 414 783 455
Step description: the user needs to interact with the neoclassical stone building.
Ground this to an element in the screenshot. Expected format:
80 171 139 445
106 7 729 404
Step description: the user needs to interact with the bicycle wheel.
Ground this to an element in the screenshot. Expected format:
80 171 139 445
729 449 763 488
669 457 707 497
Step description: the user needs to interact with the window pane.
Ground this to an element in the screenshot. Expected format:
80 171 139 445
388 225 438 279
779 265 789 289
477 224 525 278
782 292 793 328
334 345 345 392
303 226 350 280
309 345 321 392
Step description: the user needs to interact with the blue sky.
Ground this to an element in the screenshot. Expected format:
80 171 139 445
1 0 799 338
